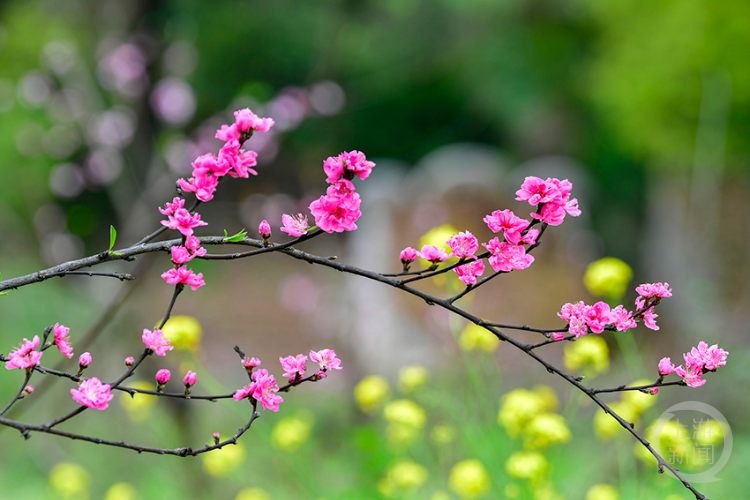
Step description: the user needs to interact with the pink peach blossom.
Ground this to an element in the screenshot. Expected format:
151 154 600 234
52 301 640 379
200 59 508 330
142 328 174 356
5 336 43 370
280 354 307 380
53 323 74 359
78 352 92 368
258 220 271 239
309 349 342 372
160 208 208 237
70 377 114 410
156 369 171 384
158 197 185 216
447 231 479 259
455 259 485 285
658 357 676 376
418 245 449 264
161 266 205 291
280 213 310 237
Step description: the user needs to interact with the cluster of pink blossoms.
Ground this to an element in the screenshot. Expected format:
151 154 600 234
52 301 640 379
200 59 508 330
555 282 672 340
659 342 728 387
158 108 275 291
398 177 578 286
234 349 342 412
281 151 375 236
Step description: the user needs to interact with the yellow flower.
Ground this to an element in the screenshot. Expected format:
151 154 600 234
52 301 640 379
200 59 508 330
202 442 246 477
119 381 157 422
532 385 559 413
160 315 202 352
271 412 314 452
504 483 522 499
621 379 657 413
637 419 693 467
585 484 620 500
430 423 456 444
382 458 429 493
236 488 270 500
398 365 429 393
523 413 572 449
384 399 426 428
497 388 547 437
693 419 725 446
49 463 90 500
584 257 633 299
505 451 549 480
448 459 491 499
459 323 500 352
594 401 639 440
564 336 609 375
531 481 563 500
104 483 137 500
354 375 390 414
419 224 459 253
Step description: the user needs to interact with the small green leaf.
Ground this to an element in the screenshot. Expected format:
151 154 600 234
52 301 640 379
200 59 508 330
0 292 7 296
109 225 117 253
225 229 248 243
223 229 228 237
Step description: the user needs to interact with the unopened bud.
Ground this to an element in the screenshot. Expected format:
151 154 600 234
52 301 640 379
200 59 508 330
213 432 220 444
24 385 34 395
124 356 134 368
258 220 271 241
78 352 92 369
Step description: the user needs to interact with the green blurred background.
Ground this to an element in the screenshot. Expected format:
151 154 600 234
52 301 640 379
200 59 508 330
0 1 748 499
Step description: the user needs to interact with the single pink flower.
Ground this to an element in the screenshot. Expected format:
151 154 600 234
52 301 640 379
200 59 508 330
610 305 637 332
142 328 174 356
658 357 676 376
515 176 559 205
455 259 485 285
215 123 240 142
635 282 673 309
309 349 342 372
158 197 185 216
191 152 233 178
584 302 611 334
258 220 271 239
280 354 307 380
53 323 74 359
418 245 450 264
483 238 534 272
170 236 206 265
161 266 206 291
675 364 706 388
156 369 171 384
78 352 92 368
309 186 362 233
183 370 197 387
160 208 208 237
250 369 284 411
233 384 254 401
70 377 114 410
233 108 275 133
4 336 43 370
280 213 310 237
483 209 530 244
323 151 375 183
447 231 479 259
177 175 219 202
242 357 261 371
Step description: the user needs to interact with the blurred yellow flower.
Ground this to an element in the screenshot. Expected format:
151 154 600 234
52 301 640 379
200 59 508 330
160 315 202 352
104 483 137 500
236 488 270 500
430 492 451 500
379 458 429 496
594 401 639 440
354 375 390 413
497 388 548 437
398 365 429 393
202 442 246 477
585 483 620 500
386 423 422 450
523 413 572 449
49 462 90 500
419 224 459 253
532 385 559 413
637 419 693 467
531 481 563 500
384 399 426 428
564 336 609 375
505 451 549 480
504 483 522 499
622 379 658 413
119 381 156 422
448 459 491 499
271 412 314 452
584 257 633 299
693 419 725 446
459 323 500 352
430 423 456 444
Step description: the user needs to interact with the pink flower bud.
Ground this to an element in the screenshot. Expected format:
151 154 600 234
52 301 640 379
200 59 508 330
242 357 261 371
649 387 659 395
124 356 134 368
258 220 271 240
399 247 418 265
156 369 171 384
658 357 676 376
78 352 92 368
213 432 220 444
183 370 197 387
24 385 34 395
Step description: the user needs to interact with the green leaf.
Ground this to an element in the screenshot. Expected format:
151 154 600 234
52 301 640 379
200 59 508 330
223 229 228 237
109 225 117 253
225 229 248 243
